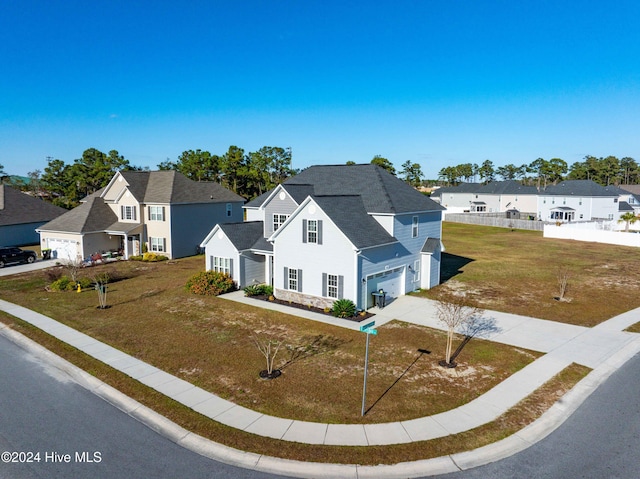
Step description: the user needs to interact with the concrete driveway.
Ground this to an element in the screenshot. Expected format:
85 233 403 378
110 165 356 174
0 259 59 277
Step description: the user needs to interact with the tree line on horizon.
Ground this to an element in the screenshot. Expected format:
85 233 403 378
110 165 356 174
438 156 640 189
3 146 297 208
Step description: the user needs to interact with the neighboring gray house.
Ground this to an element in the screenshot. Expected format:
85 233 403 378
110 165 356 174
37 170 244 261
0 184 66 247
537 180 620 222
201 164 445 310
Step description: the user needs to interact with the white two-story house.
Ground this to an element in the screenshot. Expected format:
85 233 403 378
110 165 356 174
201 164 445 310
38 170 244 261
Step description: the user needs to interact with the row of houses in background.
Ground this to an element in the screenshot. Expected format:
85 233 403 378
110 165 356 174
5 169 640 309
431 179 640 222
3 164 445 311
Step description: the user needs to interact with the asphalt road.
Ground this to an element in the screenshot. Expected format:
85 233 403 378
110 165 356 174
0 333 286 479
441 351 640 479
1 323 639 479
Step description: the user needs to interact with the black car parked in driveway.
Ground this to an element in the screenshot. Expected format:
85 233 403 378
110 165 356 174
0 247 37 267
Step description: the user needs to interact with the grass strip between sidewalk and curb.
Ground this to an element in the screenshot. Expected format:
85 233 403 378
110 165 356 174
0 312 591 466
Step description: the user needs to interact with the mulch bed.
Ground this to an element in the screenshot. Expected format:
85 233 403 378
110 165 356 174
248 294 374 322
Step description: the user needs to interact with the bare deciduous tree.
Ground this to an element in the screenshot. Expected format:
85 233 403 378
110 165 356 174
435 297 485 368
63 258 84 283
252 333 285 377
556 266 570 302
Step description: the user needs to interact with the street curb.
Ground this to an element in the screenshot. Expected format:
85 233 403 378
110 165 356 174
1 322 639 478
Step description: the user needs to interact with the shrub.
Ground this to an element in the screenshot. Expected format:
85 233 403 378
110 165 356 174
186 271 236 296
142 252 169 262
331 298 356 318
50 276 72 291
244 284 274 297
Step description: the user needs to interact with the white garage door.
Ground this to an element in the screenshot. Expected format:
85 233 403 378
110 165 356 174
47 239 77 261
366 267 404 307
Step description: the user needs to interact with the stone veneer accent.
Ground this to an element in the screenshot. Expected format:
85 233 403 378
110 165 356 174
275 289 335 310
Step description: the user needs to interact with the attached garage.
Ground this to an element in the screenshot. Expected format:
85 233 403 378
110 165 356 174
46 238 78 261
365 266 404 308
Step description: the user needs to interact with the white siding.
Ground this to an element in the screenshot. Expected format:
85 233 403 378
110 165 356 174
273 204 356 303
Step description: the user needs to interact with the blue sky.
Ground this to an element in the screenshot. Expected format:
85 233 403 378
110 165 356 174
1 1 639 179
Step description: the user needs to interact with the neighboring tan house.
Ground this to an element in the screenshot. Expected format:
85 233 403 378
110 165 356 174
0 184 67 247
201 164 445 310
37 170 244 261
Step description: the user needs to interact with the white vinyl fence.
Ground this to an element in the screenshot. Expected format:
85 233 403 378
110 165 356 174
544 224 640 247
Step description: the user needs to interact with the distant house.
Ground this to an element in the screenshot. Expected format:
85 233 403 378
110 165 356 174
37 170 244 261
201 164 445 310
537 180 620 222
0 184 66 246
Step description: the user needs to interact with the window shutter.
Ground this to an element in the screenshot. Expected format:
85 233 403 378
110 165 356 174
338 275 344 299
302 219 307 243
322 273 327 297
148 206 151 219
317 220 323 245
229 258 234 278
297 269 303 292
284 267 289 289
162 238 166 252
121 205 125 219
133 207 137 221
161 206 165 221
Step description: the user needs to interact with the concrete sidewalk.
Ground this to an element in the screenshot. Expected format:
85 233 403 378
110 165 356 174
1 294 640 477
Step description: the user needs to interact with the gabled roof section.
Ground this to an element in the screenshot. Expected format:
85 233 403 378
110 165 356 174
244 183 316 209
218 221 265 251
477 180 538 195
117 170 245 204
311 195 398 249
37 197 118 233
541 180 619 197
0 185 67 226
285 164 444 214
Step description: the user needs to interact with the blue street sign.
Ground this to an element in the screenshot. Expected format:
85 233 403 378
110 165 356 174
359 321 375 332
366 329 377 335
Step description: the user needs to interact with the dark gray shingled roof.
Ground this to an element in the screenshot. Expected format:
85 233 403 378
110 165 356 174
619 201 634 212
0 185 67 226
284 164 444 214
219 221 265 251
541 180 620 197
430 183 483 198
421 237 441 254
477 180 538 195
311 195 397 249
119 170 245 204
37 196 119 233
244 189 272 208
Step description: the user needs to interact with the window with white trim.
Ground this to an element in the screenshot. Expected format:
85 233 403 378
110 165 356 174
412 216 419 238
288 268 298 290
413 259 421 282
327 274 338 298
121 205 137 221
273 214 289 231
149 237 166 252
212 256 230 274
307 219 318 243
149 206 164 221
